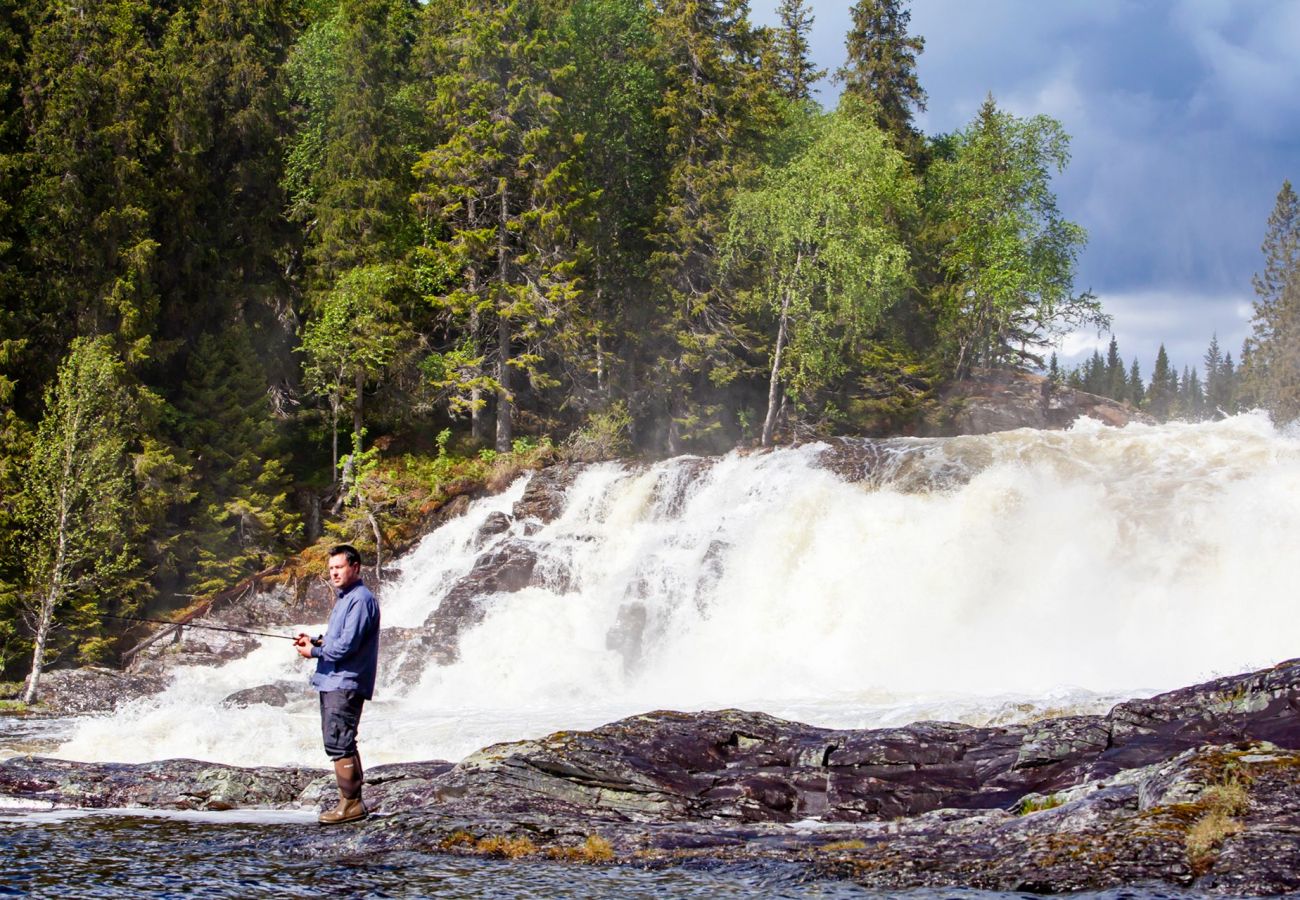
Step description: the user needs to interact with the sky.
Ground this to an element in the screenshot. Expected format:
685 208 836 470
748 0 1300 376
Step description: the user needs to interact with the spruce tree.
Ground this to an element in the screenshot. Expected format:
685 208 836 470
1246 180 1300 420
1128 358 1144 407
22 0 169 366
1147 344 1174 420
646 0 779 451
413 0 589 452
286 0 423 458
836 0 925 152
157 0 302 341
177 329 300 593
1105 334 1125 402
772 0 824 102
559 0 665 419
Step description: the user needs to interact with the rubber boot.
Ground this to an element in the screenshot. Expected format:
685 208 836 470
318 755 366 825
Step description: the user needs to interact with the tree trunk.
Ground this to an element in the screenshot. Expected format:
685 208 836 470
469 298 488 445
496 313 513 452
330 400 339 484
495 182 512 453
761 290 792 448
23 524 67 705
22 587 56 704
353 369 364 444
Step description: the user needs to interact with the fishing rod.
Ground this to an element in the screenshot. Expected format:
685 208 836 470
104 613 297 642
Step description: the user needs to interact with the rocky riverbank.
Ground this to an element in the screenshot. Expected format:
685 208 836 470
5 660 1300 895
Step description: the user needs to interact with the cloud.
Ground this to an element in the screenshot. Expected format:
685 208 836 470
1056 287 1253 375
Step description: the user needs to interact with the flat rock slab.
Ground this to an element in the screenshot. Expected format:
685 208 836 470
5 660 1300 894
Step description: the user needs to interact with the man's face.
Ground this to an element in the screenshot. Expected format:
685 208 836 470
328 554 360 590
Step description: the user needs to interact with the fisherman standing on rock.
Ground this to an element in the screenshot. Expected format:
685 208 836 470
295 543 380 825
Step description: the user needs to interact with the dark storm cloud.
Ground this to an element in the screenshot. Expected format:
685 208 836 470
749 0 1300 372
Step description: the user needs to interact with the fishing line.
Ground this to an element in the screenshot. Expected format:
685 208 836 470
104 613 297 642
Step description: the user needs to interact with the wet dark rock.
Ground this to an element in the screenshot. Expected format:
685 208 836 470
28 668 167 715
221 682 304 709
0 756 320 810
416 538 540 667
512 464 581 524
8 661 1300 894
473 511 513 545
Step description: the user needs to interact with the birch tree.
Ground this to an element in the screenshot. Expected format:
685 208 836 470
726 109 915 445
20 337 139 703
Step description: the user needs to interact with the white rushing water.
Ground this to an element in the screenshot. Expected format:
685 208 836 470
49 413 1300 767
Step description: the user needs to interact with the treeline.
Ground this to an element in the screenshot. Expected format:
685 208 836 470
1054 333 1243 422
0 0 1118 688
1054 179 1300 424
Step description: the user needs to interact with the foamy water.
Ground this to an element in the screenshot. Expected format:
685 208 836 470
46 413 1300 767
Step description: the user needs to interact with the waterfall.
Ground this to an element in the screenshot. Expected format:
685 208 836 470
50 414 1300 767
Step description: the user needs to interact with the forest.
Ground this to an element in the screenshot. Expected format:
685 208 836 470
0 0 1297 692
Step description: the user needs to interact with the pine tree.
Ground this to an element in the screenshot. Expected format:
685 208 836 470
1219 352 1236 415
22 0 169 366
0 0 31 417
836 0 925 152
1128 358 1144 407
1147 344 1174 420
157 0 302 340
176 329 300 593
559 0 665 419
286 0 423 460
1105 334 1125 402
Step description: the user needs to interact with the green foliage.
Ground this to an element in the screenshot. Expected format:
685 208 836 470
837 0 926 152
564 402 633 462
178 329 300 593
1245 180 1300 421
1018 793 1064 815
412 0 590 452
17 338 144 699
771 0 824 102
726 108 917 444
928 96 1107 378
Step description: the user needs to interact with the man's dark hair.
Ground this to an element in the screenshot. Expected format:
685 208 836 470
329 544 362 567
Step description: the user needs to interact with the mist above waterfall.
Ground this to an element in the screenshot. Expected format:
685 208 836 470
52 414 1300 767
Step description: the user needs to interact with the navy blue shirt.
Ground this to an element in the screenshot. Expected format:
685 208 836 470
310 580 380 699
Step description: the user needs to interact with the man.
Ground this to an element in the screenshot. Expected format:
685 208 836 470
295 543 380 825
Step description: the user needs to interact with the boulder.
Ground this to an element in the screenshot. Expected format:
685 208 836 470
27 668 167 715
925 370 1151 437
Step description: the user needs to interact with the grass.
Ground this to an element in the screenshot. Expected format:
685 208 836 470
818 839 868 853
1186 771 1252 874
1018 793 1065 815
475 835 540 859
547 834 616 863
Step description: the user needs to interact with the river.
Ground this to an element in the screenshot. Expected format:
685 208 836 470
4 414 1299 895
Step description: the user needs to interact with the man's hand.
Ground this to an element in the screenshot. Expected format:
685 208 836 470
294 633 315 659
